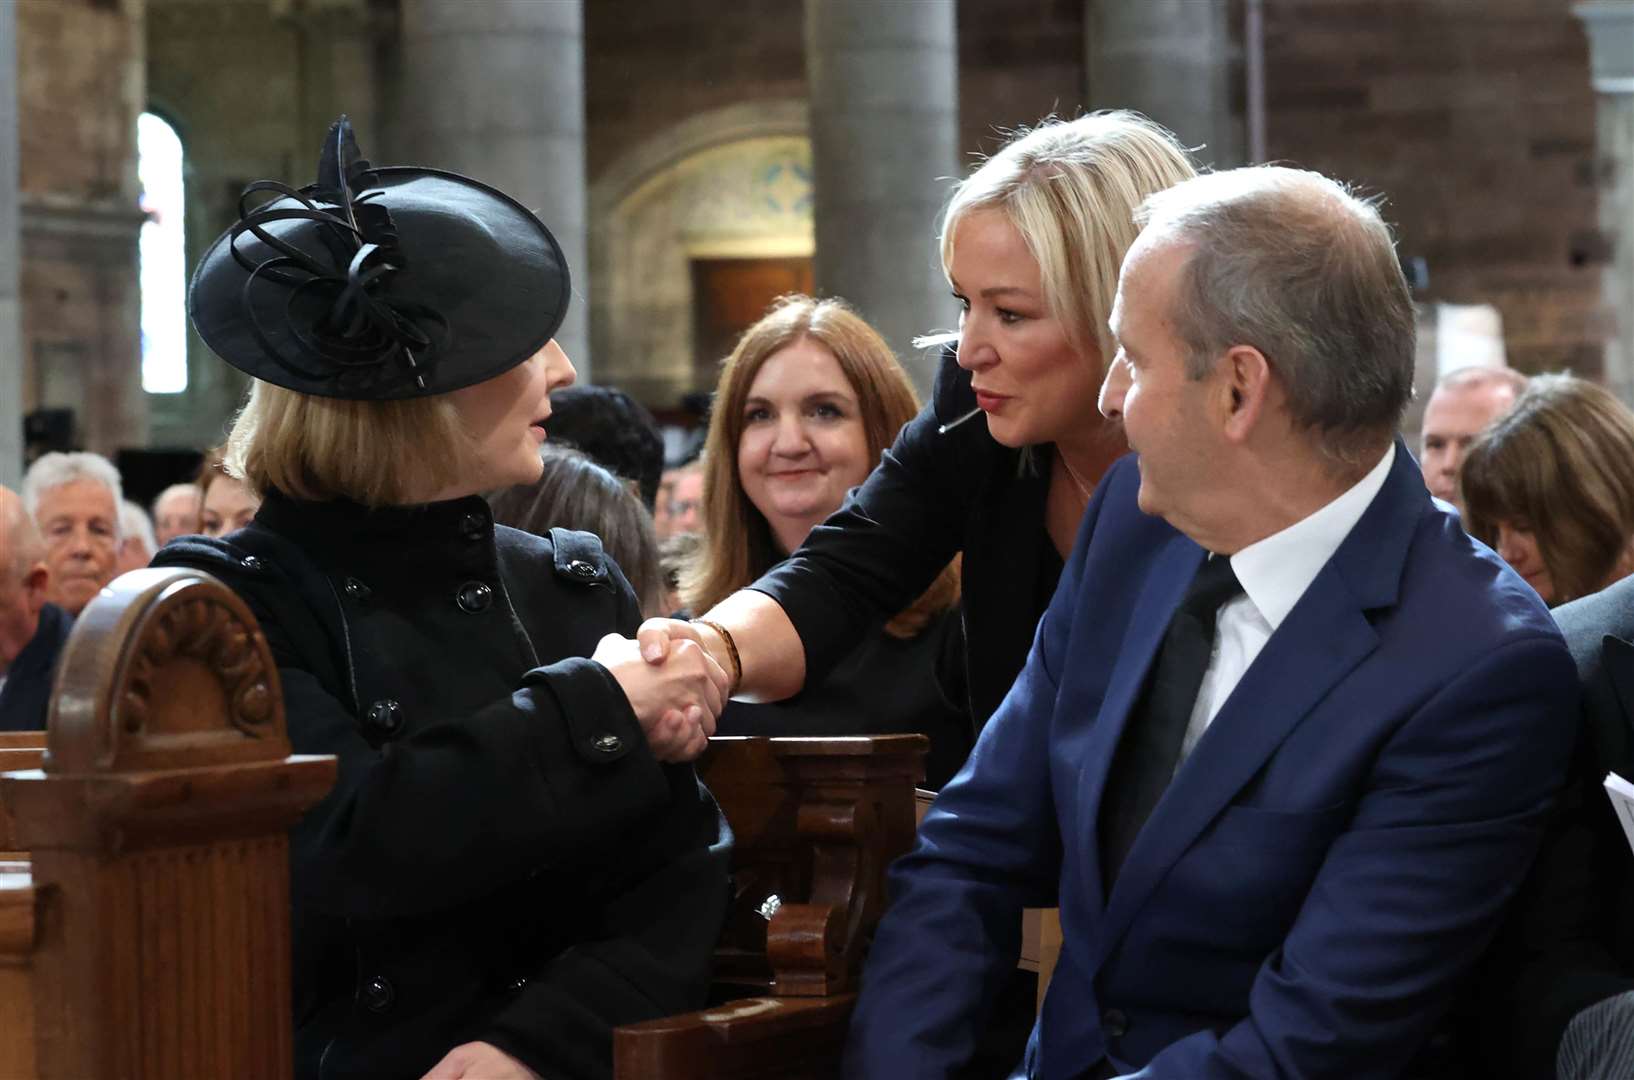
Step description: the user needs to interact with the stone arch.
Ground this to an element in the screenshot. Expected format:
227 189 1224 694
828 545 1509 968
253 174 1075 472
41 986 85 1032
589 101 815 406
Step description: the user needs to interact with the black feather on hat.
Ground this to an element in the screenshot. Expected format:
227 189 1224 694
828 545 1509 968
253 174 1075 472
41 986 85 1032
188 116 571 401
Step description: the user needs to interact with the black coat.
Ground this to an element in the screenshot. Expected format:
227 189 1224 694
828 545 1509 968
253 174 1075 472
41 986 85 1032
0 602 71 731
155 492 730 1080
753 349 1063 733
1470 574 1634 1077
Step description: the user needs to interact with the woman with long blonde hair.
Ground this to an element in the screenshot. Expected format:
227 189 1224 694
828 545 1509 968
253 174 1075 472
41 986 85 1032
685 294 968 786
640 111 1198 747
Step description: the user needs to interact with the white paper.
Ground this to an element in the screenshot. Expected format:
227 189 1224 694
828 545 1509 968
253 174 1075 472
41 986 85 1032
1603 772 1634 856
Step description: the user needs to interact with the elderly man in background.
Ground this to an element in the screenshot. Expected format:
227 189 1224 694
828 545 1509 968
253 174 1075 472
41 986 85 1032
150 481 201 547
116 499 158 574
1419 365 1527 509
0 485 71 731
22 452 123 617
845 167 1576 1079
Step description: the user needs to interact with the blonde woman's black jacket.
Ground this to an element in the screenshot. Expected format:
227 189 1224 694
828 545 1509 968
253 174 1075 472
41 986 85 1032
752 348 1066 733
154 492 731 1080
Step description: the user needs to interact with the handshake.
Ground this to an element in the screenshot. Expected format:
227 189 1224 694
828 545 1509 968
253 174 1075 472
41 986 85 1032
591 618 734 762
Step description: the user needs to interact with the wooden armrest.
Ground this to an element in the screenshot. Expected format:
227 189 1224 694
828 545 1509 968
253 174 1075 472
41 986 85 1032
615 994 855 1080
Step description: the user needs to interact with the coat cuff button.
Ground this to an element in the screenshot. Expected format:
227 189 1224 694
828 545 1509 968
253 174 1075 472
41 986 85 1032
592 733 623 754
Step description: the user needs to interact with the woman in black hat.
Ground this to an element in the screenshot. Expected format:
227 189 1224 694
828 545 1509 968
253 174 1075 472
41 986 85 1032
156 119 731 1080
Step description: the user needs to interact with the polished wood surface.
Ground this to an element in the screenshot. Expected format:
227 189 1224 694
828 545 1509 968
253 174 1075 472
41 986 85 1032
0 568 336 1080
613 733 927 1080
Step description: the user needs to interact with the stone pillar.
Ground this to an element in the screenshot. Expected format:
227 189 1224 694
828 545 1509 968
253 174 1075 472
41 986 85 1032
805 0 959 394
1575 2 1634 401
1085 0 1244 170
0 1 20 488
392 0 591 377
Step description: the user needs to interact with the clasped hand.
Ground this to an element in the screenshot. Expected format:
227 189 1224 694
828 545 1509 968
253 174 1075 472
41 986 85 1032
594 622 726 762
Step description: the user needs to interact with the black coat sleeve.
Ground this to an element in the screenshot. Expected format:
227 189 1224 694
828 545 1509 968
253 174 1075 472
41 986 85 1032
165 543 674 921
750 348 983 684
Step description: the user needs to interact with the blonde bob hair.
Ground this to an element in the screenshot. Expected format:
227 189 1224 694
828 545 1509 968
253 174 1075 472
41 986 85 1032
1461 373 1634 606
683 294 959 638
224 381 472 507
939 110 1196 373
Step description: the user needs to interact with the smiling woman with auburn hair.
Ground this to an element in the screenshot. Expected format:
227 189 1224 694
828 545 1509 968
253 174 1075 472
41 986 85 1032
682 294 969 786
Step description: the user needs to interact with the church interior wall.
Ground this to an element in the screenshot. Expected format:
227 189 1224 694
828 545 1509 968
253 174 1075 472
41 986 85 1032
2 0 1619 461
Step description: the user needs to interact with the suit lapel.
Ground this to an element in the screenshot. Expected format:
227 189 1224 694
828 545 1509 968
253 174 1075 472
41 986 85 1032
1598 635 1634 777
1092 562 1380 964
1076 535 1205 908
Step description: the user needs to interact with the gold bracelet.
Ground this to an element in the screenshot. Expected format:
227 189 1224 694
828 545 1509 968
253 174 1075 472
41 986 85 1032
691 618 742 691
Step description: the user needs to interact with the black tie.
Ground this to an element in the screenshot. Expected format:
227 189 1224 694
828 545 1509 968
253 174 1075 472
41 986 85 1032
1100 554 1244 887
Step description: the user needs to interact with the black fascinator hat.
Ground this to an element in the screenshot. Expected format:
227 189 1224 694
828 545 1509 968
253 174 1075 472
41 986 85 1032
189 116 570 401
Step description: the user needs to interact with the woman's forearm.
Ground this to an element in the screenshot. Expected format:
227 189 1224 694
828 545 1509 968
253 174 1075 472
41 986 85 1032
699 589 807 703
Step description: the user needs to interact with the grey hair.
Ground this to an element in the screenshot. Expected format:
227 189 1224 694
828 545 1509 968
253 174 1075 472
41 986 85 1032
1 490 45 584
1434 364 1528 397
151 481 201 517
119 500 158 554
1134 166 1416 466
22 451 125 539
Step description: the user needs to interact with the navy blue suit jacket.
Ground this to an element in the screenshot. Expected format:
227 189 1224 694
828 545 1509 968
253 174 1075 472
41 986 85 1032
0 602 71 732
846 444 1578 1079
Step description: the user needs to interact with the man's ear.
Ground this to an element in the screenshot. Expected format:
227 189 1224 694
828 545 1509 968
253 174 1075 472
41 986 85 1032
1219 345 1273 445
20 563 49 615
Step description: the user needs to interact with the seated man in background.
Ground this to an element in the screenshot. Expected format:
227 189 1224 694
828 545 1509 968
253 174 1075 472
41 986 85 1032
845 167 1577 1079
22 452 122 617
1472 572 1634 1080
150 481 201 546
1418 364 1526 511
116 499 157 574
0 484 71 731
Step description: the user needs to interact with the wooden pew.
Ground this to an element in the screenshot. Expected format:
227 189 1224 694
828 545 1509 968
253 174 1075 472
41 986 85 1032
0 568 336 1079
2 568 930 1078
613 733 928 1080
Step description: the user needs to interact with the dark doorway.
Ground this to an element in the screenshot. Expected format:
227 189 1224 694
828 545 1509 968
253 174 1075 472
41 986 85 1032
691 256 814 387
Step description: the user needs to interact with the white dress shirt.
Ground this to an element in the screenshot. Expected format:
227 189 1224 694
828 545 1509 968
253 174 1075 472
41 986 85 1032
1176 444 1396 765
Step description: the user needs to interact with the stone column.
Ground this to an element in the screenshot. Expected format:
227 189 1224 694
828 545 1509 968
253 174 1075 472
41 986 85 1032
0 0 20 488
805 0 959 394
392 0 591 376
1575 2 1634 401
1085 0 1244 170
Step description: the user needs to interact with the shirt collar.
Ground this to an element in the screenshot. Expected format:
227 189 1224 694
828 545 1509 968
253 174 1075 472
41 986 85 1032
1227 443 1395 632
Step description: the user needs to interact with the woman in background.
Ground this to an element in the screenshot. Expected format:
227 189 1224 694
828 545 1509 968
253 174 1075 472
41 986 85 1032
1461 372 1634 607
197 447 262 539
489 444 666 617
684 294 969 787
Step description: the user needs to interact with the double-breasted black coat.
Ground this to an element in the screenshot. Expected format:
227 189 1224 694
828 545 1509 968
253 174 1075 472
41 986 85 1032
156 492 730 1080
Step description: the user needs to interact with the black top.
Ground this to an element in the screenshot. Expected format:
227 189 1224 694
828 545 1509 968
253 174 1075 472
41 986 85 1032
155 492 729 1080
0 602 71 731
752 348 1064 731
1469 573 1634 1078
717 609 971 789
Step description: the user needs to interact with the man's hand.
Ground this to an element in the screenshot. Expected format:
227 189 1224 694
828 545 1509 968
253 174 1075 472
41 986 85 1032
593 632 729 762
419 1041 541 1080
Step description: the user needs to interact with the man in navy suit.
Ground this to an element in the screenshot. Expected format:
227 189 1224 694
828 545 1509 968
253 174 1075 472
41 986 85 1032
844 167 1579 1079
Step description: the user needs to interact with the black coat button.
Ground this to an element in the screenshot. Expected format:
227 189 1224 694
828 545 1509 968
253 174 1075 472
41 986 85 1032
592 733 623 754
1102 1008 1128 1038
343 576 371 600
459 513 487 541
456 581 493 613
240 555 264 571
567 559 597 580
365 699 404 737
362 975 395 1013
